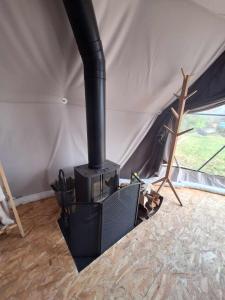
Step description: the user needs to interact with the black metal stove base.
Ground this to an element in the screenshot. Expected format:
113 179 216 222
58 184 141 272
57 195 164 272
58 208 162 271
58 218 97 271
58 216 146 272
74 256 98 272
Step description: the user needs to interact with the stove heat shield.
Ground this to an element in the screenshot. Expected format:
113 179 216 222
67 183 140 258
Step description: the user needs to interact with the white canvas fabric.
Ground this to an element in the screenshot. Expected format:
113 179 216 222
0 185 14 225
0 0 225 197
191 0 225 16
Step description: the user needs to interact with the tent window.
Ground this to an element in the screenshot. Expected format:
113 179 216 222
175 105 225 177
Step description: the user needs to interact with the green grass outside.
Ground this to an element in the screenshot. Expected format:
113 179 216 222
176 133 225 177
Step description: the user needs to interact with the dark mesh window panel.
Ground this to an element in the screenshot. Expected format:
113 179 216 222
101 183 140 253
68 203 101 257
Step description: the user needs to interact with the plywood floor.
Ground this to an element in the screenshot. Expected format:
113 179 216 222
0 187 225 300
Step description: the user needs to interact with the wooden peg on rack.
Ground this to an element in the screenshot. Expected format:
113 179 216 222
174 93 180 99
178 128 194 136
185 90 197 101
152 68 197 206
181 67 186 79
170 107 179 119
163 125 176 135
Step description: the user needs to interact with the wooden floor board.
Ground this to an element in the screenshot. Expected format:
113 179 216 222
0 187 225 299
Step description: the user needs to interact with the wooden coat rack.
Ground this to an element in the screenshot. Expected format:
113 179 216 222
153 69 197 206
0 162 25 237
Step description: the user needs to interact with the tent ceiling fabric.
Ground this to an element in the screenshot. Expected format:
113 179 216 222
191 0 225 16
0 0 225 197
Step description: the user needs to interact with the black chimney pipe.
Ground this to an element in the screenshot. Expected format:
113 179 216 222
63 0 106 169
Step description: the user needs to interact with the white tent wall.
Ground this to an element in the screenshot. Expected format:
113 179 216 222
191 0 225 16
0 0 225 199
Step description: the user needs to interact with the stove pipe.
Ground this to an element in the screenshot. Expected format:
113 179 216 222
63 0 106 169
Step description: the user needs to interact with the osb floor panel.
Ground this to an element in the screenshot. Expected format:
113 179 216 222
0 187 225 300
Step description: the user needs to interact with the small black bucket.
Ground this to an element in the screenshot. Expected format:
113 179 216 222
51 169 76 209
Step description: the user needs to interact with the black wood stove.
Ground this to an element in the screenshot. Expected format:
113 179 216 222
74 160 120 203
56 0 140 271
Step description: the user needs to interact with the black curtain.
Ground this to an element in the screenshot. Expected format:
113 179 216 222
121 50 225 178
